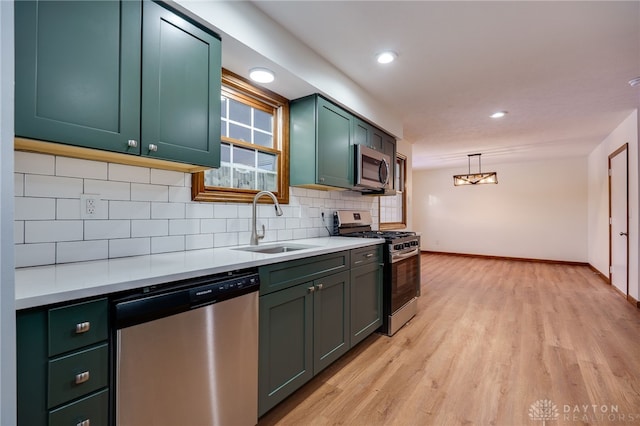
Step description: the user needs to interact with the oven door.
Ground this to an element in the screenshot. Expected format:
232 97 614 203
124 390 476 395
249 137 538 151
389 247 421 312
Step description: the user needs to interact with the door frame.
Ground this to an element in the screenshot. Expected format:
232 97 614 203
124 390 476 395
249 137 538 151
608 143 629 297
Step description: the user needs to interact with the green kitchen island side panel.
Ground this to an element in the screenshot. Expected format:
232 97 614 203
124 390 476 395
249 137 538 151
17 309 48 426
15 0 142 155
258 284 314 417
290 94 353 189
141 0 221 167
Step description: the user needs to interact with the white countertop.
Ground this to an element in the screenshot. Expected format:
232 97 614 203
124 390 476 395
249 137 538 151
15 237 383 310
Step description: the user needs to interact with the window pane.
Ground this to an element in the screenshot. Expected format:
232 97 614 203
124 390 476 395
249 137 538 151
254 109 272 132
257 152 276 171
221 96 228 119
221 143 231 163
234 167 255 190
254 130 273 148
229 123 251 142
229 98 251 124
233 146 255 167
205 165 231 188
257 172 277 192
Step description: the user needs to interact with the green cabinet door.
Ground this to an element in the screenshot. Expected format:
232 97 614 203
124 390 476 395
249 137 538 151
350 262 383 347
141 1 221 167
290 94 353 189
15 0 141 154
370 127 385 152
313 271 351 374
258 284 314 416
352 117 370 148
316 97 353 188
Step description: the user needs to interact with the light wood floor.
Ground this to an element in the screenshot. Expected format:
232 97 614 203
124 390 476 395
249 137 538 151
258 253 640 426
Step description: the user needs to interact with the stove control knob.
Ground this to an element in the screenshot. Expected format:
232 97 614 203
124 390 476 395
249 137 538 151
394 244 402 250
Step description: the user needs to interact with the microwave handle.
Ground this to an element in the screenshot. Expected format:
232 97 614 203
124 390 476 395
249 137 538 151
380 158 390 185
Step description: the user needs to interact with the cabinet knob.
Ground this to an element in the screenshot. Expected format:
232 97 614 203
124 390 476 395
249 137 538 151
75 322 91 334
148 144 158 152
127 139 138 148
308 286 315 293
319 177 325 182
76 420 91 426
75 371 90 385
316 283 324 291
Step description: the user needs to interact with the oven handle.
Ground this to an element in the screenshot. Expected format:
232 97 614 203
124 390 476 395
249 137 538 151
390 248 420 263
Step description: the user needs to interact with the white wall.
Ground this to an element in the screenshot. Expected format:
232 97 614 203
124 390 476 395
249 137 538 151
413 157 588 262
588 110 639 300
0 1 16 423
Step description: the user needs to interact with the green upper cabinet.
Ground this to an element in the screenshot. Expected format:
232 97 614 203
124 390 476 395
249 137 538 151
141 1 221 166
290 94 353 189
352 117 370 148
15 0 221 168
15 0 141 154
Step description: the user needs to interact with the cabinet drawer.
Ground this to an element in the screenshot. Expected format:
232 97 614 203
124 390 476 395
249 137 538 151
259 251 349 295
48 344 109 409
49 299 108 356
351 245 382 268
49 389 108 426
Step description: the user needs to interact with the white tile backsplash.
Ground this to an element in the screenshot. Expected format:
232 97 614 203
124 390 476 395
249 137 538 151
15 197 56 220
25 220 83 243
25 174 83 198
56 157 107 180
15 155 378 266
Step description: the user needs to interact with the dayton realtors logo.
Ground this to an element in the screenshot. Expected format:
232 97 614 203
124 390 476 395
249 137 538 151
529 399 640 424
529 399 559 425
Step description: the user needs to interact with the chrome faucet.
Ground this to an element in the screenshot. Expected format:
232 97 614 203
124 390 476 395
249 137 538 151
250 191 283 245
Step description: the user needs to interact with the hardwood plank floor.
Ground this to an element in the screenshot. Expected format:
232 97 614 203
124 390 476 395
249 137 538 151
258 253 640 426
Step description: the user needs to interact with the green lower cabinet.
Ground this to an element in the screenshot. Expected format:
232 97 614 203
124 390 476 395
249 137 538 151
17 299 109 426
258 284 314 416
350 262 383 347
258 270 351 416
313 271 350 374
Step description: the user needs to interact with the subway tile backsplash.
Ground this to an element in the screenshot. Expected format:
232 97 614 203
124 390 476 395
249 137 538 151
15 152 378 267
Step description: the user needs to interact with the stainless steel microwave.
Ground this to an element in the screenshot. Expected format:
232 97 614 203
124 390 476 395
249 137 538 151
354 144 391 191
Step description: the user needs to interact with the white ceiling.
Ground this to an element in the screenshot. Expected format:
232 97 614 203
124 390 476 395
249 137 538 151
233 1 640 170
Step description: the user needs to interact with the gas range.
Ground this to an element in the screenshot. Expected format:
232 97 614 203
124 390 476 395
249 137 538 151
333 210 421 336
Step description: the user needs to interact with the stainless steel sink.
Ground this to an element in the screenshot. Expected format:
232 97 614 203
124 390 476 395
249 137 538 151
232 243 317 254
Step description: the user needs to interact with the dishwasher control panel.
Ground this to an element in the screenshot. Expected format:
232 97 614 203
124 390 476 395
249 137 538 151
189 273 260 307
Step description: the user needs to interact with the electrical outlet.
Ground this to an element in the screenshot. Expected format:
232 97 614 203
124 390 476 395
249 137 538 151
80 194 101 219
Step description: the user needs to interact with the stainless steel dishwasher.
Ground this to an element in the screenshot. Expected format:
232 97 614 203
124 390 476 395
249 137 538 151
112 269 259 426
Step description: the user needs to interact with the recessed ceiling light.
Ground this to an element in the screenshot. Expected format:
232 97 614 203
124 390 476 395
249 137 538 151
249 67 275 83
629 77 640 87
490 111 507 119
376 51 397 64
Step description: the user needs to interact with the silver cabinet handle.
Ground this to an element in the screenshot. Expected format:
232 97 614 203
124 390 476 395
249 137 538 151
316 283 324 291
75 322 91 334
308 286 315 293
75 371 90 385
76 420 90 426
127 139 138 148
620 232 628 236
148 144 158 152
365 253 374 258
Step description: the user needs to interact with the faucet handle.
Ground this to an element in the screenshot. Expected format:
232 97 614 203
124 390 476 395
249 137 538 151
257 224 265 240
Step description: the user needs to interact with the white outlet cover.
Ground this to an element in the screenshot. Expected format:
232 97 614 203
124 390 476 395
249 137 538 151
80 194 101 219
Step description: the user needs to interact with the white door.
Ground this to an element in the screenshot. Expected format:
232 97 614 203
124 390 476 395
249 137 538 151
609 144 628 296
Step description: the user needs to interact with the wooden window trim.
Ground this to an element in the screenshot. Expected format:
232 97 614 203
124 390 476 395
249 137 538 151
379 154 407 230
192 69 290 204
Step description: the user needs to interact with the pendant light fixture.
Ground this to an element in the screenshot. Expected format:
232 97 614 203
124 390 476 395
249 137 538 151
453 153 498 186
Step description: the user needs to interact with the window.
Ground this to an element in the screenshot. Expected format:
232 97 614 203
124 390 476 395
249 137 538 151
192 69 289 203
379 154 407 229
